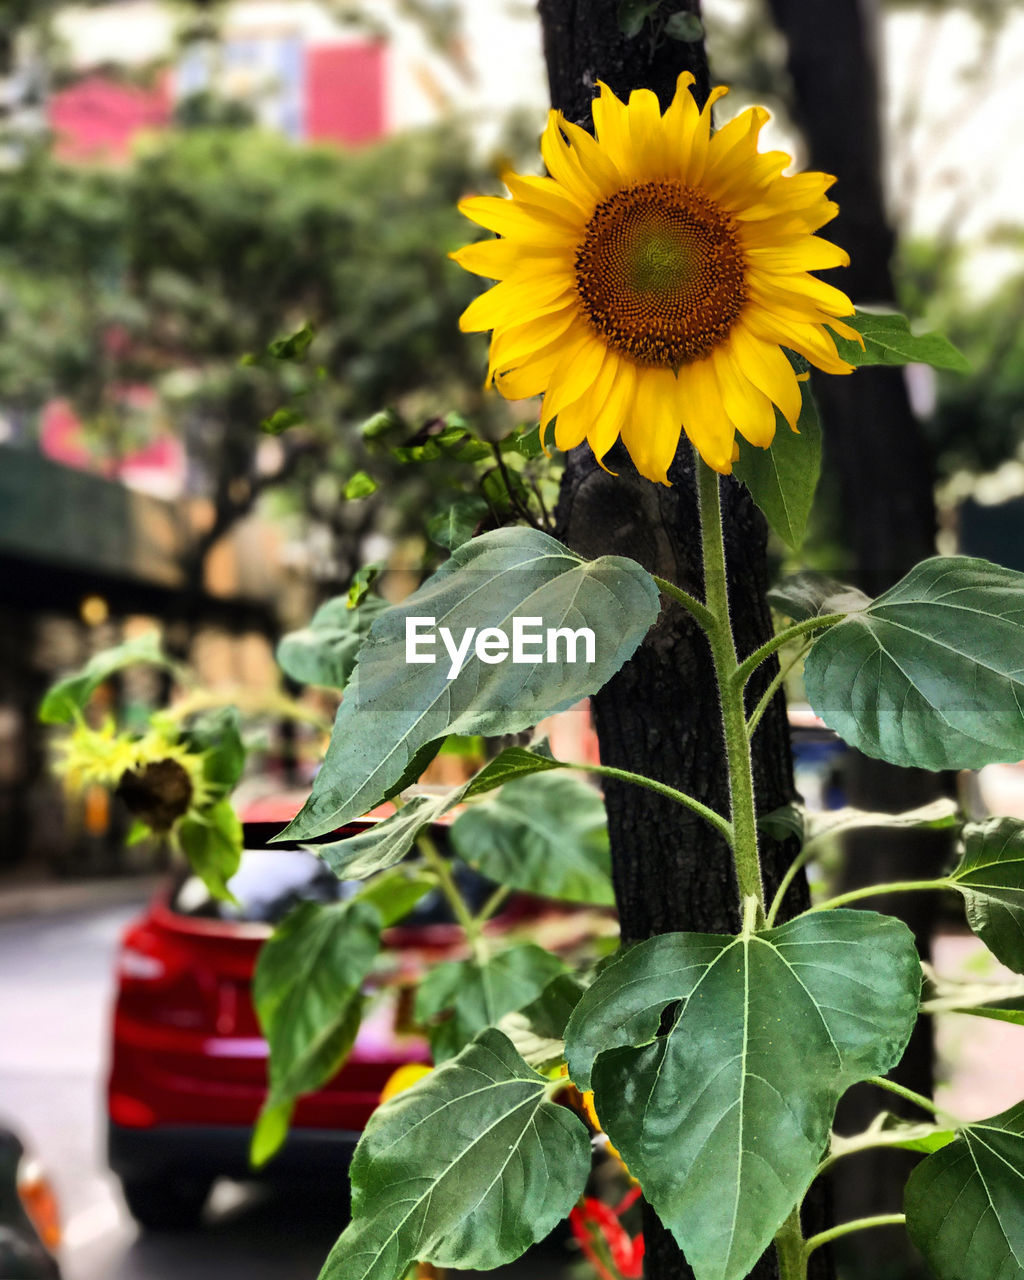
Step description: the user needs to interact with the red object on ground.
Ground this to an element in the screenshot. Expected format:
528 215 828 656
305 42 386 145
569 1189 645 1280
49 74 170 163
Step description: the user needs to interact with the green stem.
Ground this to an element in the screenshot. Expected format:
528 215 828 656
765 842 816 929
570 761 733 845
417 831 487 961
807 878 953 913
866 1075 947 1120
803 1215 906 1259
653 574 715 632
476 884 511 925
696 456 764 914
746 640 813 741
733 613 846 689
817 1120 955 1176
774 1207 807 1280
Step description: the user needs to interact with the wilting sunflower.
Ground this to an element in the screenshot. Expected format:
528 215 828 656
453 73 858 483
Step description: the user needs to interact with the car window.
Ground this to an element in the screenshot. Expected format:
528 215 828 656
168 842 497 926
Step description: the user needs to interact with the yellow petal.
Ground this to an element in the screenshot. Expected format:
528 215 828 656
553 352 616 451
749 270 854 319
459 273 575 333
677 357 735 473
592 81 633 178
712 347 777 448
683 84 729 185
727 324 803 429
702 106 769 195
744 238 850 273
745 310 854 376
588 356 637 461
620 366 680 484
626 87 666 177
488 306 579 384
450 237 569 280
501 170 589 225
559 119 625 198
540 114 602 211
539 327 608 428
458 194 574 245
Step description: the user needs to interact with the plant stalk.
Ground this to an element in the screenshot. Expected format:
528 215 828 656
696 456 765 916
571 760 733 844
807 878 952 913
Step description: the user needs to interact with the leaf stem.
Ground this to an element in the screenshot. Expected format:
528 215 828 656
417 831 487 961
733 613 846 689
746 640 813 741
806 878 953 913
696 456 765 915
803 1214 906 1259
653 574 715 632
765 842 817 928
569 761 733 844
475 884 511 926
866 1076 948 1120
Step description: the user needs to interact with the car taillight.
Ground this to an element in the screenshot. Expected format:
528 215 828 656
117 947 166 981
17 1156 61 1253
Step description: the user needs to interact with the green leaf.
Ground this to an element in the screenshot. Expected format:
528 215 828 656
565 911 921 1280
664 11 704 39
343 470 379 500
267 322 316 362
804 798 959 846
511 423 544 459
320 1030 591 1280
905 1101 1024 1280
278 527 660 840
920 970 1024 1025
347 562 383 609
39 632 171 724
260 405 305 434
758 803 805 844
462 740 559 798
276 596 388 689
380 736 446 799
768 572 871 623
427 496 488 551
452 773 613 905
184 707 246 795
311 791 460 880
415 944 568 1062
177 799 243 902
359 408 403 442
950 818 1024 973
251 899 380 1165
732 392 822 549
617 0 663 37
354 866 437 928
829 311 970 373
498 973 586 1070
803 556 1024 770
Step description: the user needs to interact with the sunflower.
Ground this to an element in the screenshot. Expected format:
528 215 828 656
452 73 858 483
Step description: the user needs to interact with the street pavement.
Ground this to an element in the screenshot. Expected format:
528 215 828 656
0 900 571 1280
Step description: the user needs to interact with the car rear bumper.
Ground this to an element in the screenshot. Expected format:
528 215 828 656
108 1121 360 1185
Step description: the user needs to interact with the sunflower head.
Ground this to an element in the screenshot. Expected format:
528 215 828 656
453 73 858 483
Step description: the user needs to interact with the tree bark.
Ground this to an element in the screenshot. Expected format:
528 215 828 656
762 5 947 1276
537 4 833 1275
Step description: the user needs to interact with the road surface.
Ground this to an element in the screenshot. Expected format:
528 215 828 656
0 901 570 1280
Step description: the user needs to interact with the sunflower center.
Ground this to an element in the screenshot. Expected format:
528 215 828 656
575 181 747 367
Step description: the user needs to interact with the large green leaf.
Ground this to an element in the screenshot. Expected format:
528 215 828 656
177 799 243 902
498 973 587 1070
452 773 613 905
39 632 173 724
319 1029 591 1280
950 819 1024 973
829 311 970 372
251 899 381 1164
905 1101 1024 1280
280 527 660 840
462 739 560 798
415 943 568 1062
921 969 1024 1025
276 596 388 689
732 393 821 550
803 556 1024 770
564 911 920 1280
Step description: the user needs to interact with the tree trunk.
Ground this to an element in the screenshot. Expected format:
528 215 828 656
538 5 833 1275
762 4 948 1276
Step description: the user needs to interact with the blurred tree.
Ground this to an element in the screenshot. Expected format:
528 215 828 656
0 121 502 617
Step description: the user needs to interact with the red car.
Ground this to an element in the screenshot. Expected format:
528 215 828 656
106 794 503 1229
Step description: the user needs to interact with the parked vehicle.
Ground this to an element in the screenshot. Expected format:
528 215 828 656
106 792 581 1229
0 1127 62 1279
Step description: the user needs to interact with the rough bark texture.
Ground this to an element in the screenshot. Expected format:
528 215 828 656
763 4 948 1276
537 5 832 1276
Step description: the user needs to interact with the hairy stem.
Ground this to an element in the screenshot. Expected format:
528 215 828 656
697 455 765 915
571 760 734 844
733 613 846 689
775 1207 808 1280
